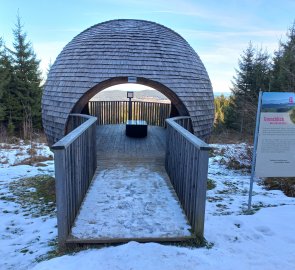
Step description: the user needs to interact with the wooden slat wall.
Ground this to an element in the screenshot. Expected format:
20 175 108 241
165 116 211 238
51 114 97 248
89 101 171 127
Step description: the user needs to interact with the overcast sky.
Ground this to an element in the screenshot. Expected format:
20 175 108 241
1 0 294 92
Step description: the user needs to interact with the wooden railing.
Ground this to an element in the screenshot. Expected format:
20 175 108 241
51 114 97 248
165 116 211 238
88 101 171 127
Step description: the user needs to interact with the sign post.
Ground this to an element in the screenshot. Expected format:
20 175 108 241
127 91 134 120
248 91 262 210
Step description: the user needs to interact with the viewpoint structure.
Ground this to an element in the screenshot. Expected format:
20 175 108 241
42 19 214 145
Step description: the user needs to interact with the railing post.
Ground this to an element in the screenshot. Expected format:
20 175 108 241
53 147 68 249
194 149 209 237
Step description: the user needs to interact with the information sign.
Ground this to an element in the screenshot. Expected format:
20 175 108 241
255 92 295 177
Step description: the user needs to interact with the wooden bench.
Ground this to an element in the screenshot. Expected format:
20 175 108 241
126 120 148 138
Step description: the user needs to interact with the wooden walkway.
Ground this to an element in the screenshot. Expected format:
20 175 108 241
96 124 166 162
68 125 192 243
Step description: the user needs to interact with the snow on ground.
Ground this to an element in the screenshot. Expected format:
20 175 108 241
0 142 56 270
0 141 53 168
71 164 191 239
31 206 295 270
207 143 295 216
1 141 295 269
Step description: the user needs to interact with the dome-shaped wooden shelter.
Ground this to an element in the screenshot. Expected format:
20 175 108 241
42 19 214 145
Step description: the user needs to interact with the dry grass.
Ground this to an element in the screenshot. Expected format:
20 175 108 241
13 155 53 166
210 131 295 197
0 141 21 149
27 147 37 156
207 178 216 190
209 130 253 144
31 132 48 144
0 132 51 167
262 178 295 197
0 130 48 145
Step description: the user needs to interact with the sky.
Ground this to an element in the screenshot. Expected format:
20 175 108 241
0 0 294 93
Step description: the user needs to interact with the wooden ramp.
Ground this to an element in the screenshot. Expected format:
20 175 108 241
67 125 192 244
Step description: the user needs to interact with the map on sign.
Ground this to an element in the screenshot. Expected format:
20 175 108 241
255 92 295 177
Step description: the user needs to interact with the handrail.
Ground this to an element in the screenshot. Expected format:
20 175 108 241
165 116 211 238
51 114 97 248
52 114 97 150
165 117 210 150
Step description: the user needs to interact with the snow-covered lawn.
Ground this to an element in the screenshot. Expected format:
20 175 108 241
1 142 294 270
0 142 56 270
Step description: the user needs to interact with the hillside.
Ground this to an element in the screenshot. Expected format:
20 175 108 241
90 90 170 103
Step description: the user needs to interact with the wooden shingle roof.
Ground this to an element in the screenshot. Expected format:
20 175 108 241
42 19 214 145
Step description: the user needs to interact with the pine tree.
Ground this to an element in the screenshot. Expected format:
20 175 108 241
223 96 239 130
0 38 13 123
214 95 230 132
231 42 271 133
8 14 43 137
271 22 295 92
0 38 7 121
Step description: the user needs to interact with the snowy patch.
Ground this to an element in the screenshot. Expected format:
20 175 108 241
0 143 56 270
210 143 252 172
33 206 295 270
207 143 295 216
0 141 53 168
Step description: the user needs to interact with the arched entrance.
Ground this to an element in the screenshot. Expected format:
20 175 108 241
72 77 188 116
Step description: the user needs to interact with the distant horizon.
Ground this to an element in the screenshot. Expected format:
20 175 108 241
98 88 231 97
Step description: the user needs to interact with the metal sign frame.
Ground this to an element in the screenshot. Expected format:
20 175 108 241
248 91 262 210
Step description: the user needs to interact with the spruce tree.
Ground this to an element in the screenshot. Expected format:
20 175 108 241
271 22 295 92
223 96 239 130
0 38 7 121
0 38 14 124
8 15 43 137
230 43 271 133
214 95 230 132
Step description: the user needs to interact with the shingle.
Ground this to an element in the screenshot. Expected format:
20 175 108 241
42 19 214 145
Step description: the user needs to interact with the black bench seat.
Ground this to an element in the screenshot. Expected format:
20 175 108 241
126 120 148 138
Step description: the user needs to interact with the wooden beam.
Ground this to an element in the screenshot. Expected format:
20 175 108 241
66 236 194 245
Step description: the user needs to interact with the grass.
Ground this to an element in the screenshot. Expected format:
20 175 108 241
262 177 295 197
226 156 251 172
207 178 216 190
1 136 53 167
35 239 60 263
9 175 56 217
171 237 214 249
209 130 253 144
210 131 294 198
13 155 53 166
0 131 48 145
